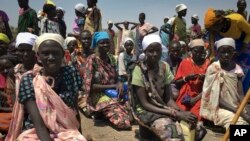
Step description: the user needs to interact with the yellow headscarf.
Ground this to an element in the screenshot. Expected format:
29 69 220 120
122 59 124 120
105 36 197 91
204 8 220 29
45 0 56 6
0 33 10 44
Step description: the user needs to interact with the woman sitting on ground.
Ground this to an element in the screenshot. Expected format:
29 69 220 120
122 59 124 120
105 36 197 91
5 33 86 141
83 32 131 130
131 34 197 141
174 39 210 121
200 38 250 129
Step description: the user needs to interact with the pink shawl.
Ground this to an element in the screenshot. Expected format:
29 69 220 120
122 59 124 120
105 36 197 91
5 66 86 141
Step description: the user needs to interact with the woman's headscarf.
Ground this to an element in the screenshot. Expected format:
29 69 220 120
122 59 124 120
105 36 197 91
15 32 37 48
175 4 187 13
142 34 163 51
0 33 10 44
45 0 56 6
189 39 205 49
91 32 110 49
75 3 86 14
33 33 64 53
204 8 221 29
65 37 76 46
57 7 65 14
215 37 235 50
122 37 134 48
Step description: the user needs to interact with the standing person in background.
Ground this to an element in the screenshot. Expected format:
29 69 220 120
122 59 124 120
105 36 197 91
237 0 248 20
56 7 66 38
168 4 188 43
118 37 135 83
17 0 39 35
115 21 137 52
135 13 158 57
106 21 116 55
40 0 60 34
72 3 86 36
159 17 170 47
190 14 202 40
84 0 102 35
0 10 12 40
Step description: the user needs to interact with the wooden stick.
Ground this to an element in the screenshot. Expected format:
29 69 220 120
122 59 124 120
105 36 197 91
222 88 250 141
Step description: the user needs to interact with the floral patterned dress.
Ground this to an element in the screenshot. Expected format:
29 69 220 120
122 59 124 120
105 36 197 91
84 54 131 129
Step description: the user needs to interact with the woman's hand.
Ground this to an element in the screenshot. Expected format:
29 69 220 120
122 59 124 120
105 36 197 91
176 111 197 126
185 74 198 81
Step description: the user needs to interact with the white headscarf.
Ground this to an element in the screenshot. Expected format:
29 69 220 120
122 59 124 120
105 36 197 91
75 3 86 14
192 14 199 20
189 39 205 49
142 34 162 51
107 20 113 24
33 33 64 53
215 38 235 50
175 4 187 13
65 37 76 46
16 32 38 48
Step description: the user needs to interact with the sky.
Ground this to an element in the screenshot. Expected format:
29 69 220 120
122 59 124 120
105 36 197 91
1 0 249 34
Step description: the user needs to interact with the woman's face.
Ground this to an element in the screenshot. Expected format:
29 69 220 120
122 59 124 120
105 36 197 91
237 1 247 12
169 43 181 60
191 46 205 61
47 7 57 18
124 40 134 54
145 42 162 64
139 15 145 24
67 40 77 53
0 59 14 76
98 39 110 55
81 31 92 49
17 44 35 63
218 46 235 64
38 40 64 75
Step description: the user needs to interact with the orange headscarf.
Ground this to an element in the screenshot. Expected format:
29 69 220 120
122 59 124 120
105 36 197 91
204 8 220 29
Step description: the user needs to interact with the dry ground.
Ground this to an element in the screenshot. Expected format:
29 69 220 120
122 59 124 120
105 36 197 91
80 113 224 141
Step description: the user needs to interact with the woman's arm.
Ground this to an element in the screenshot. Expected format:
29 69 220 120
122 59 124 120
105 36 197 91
92 84 116 93
134 85 175 116
219 98 250 123
24 100 53 141
164 84 182 111
129 22 138 30
147 26 158 35
114 22 123 31
93 8 100 32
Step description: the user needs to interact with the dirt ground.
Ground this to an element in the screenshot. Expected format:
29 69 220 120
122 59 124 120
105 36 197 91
80 113 224 141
